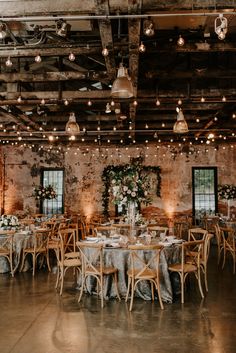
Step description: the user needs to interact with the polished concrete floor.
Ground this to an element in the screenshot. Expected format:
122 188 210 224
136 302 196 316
0 247 236 353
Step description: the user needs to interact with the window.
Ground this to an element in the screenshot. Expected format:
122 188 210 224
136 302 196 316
192 167 218 222
41 169 64 215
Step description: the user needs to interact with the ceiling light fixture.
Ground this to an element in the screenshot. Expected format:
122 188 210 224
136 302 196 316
0 23 7 39
68 52 75 61
65 112 80 134
215 14 228 40
139 42 146 53
177 35 185 46
35 54 42 63
155 98 161 106
56 19 69 37
5 56 12 67
105 103 111 113
143 19 155 37
111 63 134 98
173 107 189 134
102 47 109 57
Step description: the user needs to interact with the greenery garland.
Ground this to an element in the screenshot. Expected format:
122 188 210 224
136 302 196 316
102 163 161 216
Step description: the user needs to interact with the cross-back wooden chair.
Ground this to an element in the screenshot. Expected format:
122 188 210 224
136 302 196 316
214 224 224 264
77 242 120 308
168 240 205 303
147 226 169 238
55 230 81 295
125 244 164 311
221 227 236 273
0 231 15 277
20 229 49 276
188 228 208 242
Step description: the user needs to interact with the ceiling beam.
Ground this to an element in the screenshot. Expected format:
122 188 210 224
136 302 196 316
95 0 116 81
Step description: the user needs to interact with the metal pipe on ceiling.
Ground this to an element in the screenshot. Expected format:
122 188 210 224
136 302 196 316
1 11 236 22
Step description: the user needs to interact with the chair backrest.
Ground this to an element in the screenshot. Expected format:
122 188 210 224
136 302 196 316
76 242 104 275
94 226 116 237
221 227 235 251
188 228 208 241
0 232 14 254
147 226 169 238
181 240 204 270
203 233 214 263
59 228 77 254
32 230 49 252
128 244 163 278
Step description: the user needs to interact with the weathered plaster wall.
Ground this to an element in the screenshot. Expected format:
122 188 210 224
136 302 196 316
0 144 236 218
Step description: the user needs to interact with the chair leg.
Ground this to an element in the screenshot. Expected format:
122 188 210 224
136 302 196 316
180 273 184 304
20 252 26 272
129 277 135 311
78 274 85 303
59 268 65 295
125 276 131 302
155 279 164 310
46 250 51 272
113 272 121 301
197 269 204 299
203 265 208 292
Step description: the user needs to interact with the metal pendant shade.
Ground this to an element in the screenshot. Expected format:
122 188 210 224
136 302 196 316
111 63 134 98
173 108 189 133
65 112 80 133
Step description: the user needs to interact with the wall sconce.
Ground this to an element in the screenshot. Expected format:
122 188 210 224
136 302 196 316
0 23 7 39
143 19 155 37
173 107 188 134
215 14 228 40
65 112 80 133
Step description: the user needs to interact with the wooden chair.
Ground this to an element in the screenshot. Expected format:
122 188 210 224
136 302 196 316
55 230 81 295
94 226 116 237
0 231 15 277
214 224 224 264
20 229 49 276
200 233 214 292
125 244 164 311
188 228 213 291
77 242 120 308
188 228 208 242
147 226 169 238
168 240 205 303
221 227 236 273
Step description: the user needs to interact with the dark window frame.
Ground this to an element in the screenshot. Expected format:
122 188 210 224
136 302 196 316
40 168 65 215
192 167 218 222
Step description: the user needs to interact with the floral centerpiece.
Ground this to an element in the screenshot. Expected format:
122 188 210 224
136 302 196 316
33 184 57 200
0 215 19 229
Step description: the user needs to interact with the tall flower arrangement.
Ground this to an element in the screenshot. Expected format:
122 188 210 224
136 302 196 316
33 185 57 200
218 184 236 200
102 163 161 216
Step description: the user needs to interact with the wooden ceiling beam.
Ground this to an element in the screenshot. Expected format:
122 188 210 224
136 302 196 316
95 0 116 81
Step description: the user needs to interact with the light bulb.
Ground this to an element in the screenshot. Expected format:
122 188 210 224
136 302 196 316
102 47 109 56
69 52 75 61
218 31 226 40
139 42 146 53
41 98 45 105
5 56 12 67
35 54 42 63
156 99 160 106
17 95 22 103
87 99 92 106
177 35 185 46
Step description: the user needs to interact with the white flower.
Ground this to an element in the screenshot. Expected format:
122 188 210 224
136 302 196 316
123 186 128 191
127 189 131 194
131 192 136 197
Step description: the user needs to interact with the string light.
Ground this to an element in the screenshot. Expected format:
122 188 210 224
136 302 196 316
68 52 75 61
35 54 42 63
102 47 109 57
139 42 146 53
5 56 12 67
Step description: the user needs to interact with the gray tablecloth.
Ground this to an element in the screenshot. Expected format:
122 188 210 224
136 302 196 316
79 244 181 303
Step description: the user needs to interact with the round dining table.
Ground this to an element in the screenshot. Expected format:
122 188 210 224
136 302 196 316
78 237 181 303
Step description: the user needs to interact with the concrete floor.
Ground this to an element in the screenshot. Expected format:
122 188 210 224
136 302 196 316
0 247 236 353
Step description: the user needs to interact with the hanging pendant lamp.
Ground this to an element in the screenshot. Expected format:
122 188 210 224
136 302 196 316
65 112 80 133
173 108 189 133
111 63 134 98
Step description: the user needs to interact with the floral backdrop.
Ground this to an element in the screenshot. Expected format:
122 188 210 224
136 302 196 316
102 162 161 216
